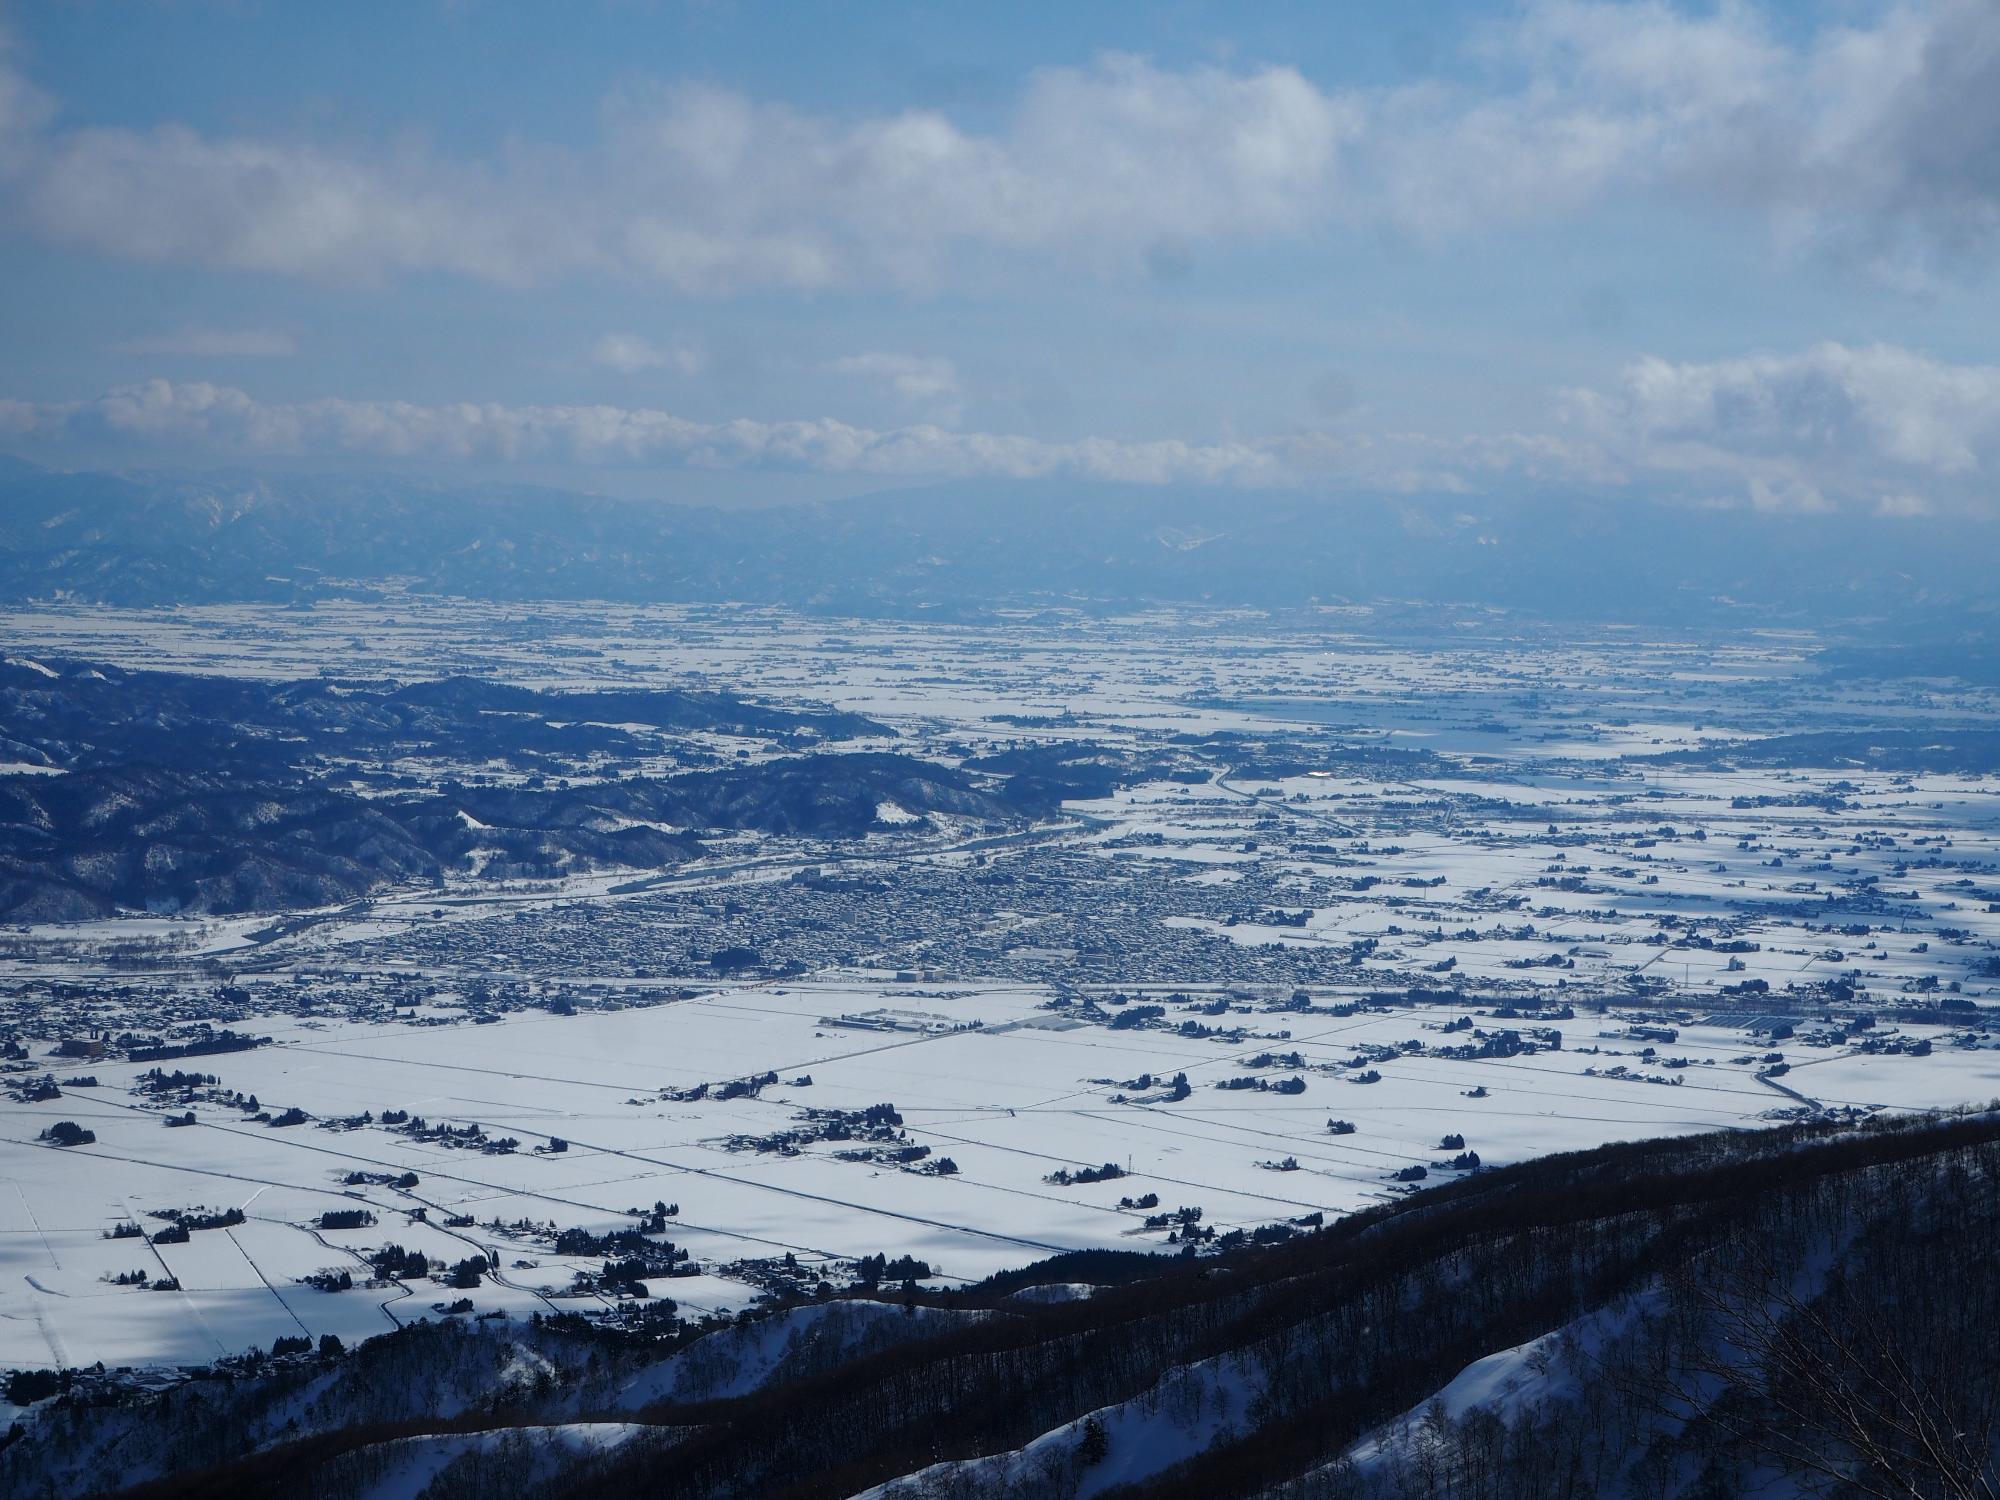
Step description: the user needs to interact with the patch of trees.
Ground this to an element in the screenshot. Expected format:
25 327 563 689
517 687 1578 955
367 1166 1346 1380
343 1170 420 1189
139 1067 219 1093
553 1224 682 1261
444 1256 488 1289
385 1114 493 1150
727 1102 905 1155
632 1202 680 1233
853 1253 931 1288
666 1070 779 1103
151 1205 245 1232
129 1030 266 1063
317 1209 377 1230
5 1369 64 1404
571 1235 691 1296
834 1142 931 1167
38 1120 94 1146
1044 1162 1125 1187
597 1259 665 1297
1429 1026 1561 1061
1216 1074 1306 1094
1226 908 1308 928
1106 1004 1166 1030
368 1244 431 1280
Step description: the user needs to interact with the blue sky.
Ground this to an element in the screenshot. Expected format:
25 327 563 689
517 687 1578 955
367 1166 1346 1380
0 0 1997 515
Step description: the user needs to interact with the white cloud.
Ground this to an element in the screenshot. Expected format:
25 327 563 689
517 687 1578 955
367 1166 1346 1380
826 352 960 406
0 52 1357 291
591 333 704 376
1876 491 1934 518
1559 340 2000 513
1348 0 2000 274
112 326 297 358
3 4 1990 292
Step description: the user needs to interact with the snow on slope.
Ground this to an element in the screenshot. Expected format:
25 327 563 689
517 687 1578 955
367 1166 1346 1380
1345 1293 1657 1477
605 1299 973 1410
352 1422 649 1500
852 1347 1259 1500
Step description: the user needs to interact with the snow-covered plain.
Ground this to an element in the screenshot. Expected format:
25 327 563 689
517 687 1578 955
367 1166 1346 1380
4 599 1999 1376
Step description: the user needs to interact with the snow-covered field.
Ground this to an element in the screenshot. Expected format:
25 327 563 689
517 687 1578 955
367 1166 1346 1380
8 978 1995 1371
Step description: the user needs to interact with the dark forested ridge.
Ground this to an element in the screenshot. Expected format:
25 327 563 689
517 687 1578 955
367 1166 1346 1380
0 655 1072 919
0 750 1034 920
16 1109 1998 1500
0 657 885 779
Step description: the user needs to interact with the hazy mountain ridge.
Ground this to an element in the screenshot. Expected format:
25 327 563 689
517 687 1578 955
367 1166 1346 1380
3 462 1993 627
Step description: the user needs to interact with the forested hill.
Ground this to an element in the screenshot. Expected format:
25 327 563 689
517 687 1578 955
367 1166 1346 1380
0 655 1032 920
17 1107 1999 1500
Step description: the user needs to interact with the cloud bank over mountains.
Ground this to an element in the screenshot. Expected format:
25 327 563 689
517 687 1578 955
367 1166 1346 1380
6 340 1998 517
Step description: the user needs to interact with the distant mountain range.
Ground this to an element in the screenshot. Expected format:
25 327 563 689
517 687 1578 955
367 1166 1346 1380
2 458 1993 629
